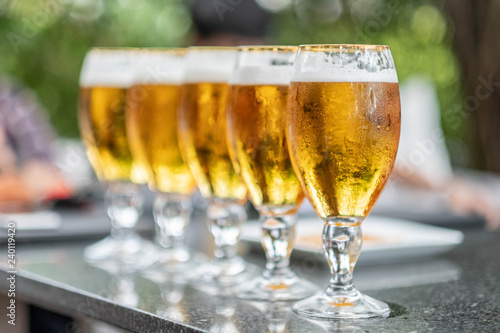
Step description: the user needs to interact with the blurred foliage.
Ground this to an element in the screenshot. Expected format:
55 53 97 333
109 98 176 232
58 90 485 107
0 0 193 137
272 0 465 164
0 0 466 163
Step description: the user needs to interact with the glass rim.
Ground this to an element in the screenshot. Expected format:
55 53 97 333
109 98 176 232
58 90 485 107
238 45 299 52
298 44 390 52
88 47 185 52
86 47 187 58
186 46 238 52
88 47 140 52
136 47 186 55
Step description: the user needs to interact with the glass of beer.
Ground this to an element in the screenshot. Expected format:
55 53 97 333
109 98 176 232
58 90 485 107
126 48 200 277
287 44 401 319
78 48 154 269
177 47 255 290
226 46 318 301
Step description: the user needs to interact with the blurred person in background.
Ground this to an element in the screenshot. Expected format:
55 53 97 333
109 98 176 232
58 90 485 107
189 0 270 46
0 76 71 212
383 76 500 230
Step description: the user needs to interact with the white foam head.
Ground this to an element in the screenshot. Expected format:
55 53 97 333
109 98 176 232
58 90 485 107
133 50 185 85
79 49 138 88
231 66 293 85
291 46 398 83
183 48 237 84
230 49 297 85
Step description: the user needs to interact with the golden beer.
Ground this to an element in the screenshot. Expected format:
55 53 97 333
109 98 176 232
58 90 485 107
287 81 400 218
126 84 195 195
178 83 247 203
79 86 143 182
227 84 304 212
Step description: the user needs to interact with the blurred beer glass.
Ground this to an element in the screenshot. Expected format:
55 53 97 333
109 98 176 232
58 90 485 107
78 48 154 268
287 44 401 319
178 47 256 289
226 46 317 301
126 48 199 277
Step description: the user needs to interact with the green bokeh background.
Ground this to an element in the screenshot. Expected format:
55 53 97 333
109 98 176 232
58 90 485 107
0 0 467 165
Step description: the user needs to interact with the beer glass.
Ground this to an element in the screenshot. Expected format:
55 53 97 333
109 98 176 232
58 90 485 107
227 46 317 301
78 48 154 268
177 47 255 289
287 44 401 319
126 48 199 276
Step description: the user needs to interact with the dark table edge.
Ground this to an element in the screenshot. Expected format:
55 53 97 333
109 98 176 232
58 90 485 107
0 267 206 333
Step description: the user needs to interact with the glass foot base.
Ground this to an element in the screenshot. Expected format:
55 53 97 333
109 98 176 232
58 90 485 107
237 272 318 301
109 277 139 307
191 260 260 296
83 233 156 273
293 289 390 320
141 252 207 283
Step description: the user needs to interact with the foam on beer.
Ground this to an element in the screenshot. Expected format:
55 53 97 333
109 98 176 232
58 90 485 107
134 52 184 85
183 49 237 84
291 51 398 83
230 66 292 85
229 50 296 85
79 50 137 88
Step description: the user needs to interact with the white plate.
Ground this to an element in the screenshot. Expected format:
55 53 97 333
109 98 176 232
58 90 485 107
241 215 464 265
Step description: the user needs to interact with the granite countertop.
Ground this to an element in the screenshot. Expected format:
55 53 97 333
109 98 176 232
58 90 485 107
0 212 499 333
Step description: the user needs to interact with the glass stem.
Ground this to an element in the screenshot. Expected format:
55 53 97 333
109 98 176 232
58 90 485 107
153 192 192 251
261 213 296 280
106 181 143 240
207 203 246 275
323 219 363 295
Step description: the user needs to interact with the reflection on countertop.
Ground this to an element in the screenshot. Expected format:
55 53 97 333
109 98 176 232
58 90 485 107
0 219 498 332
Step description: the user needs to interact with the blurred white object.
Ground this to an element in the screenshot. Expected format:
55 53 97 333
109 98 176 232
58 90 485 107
395 76 453 187
52 138 95 192
0 211 61 230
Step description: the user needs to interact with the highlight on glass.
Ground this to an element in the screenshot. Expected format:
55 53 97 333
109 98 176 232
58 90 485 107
287 44 401 319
